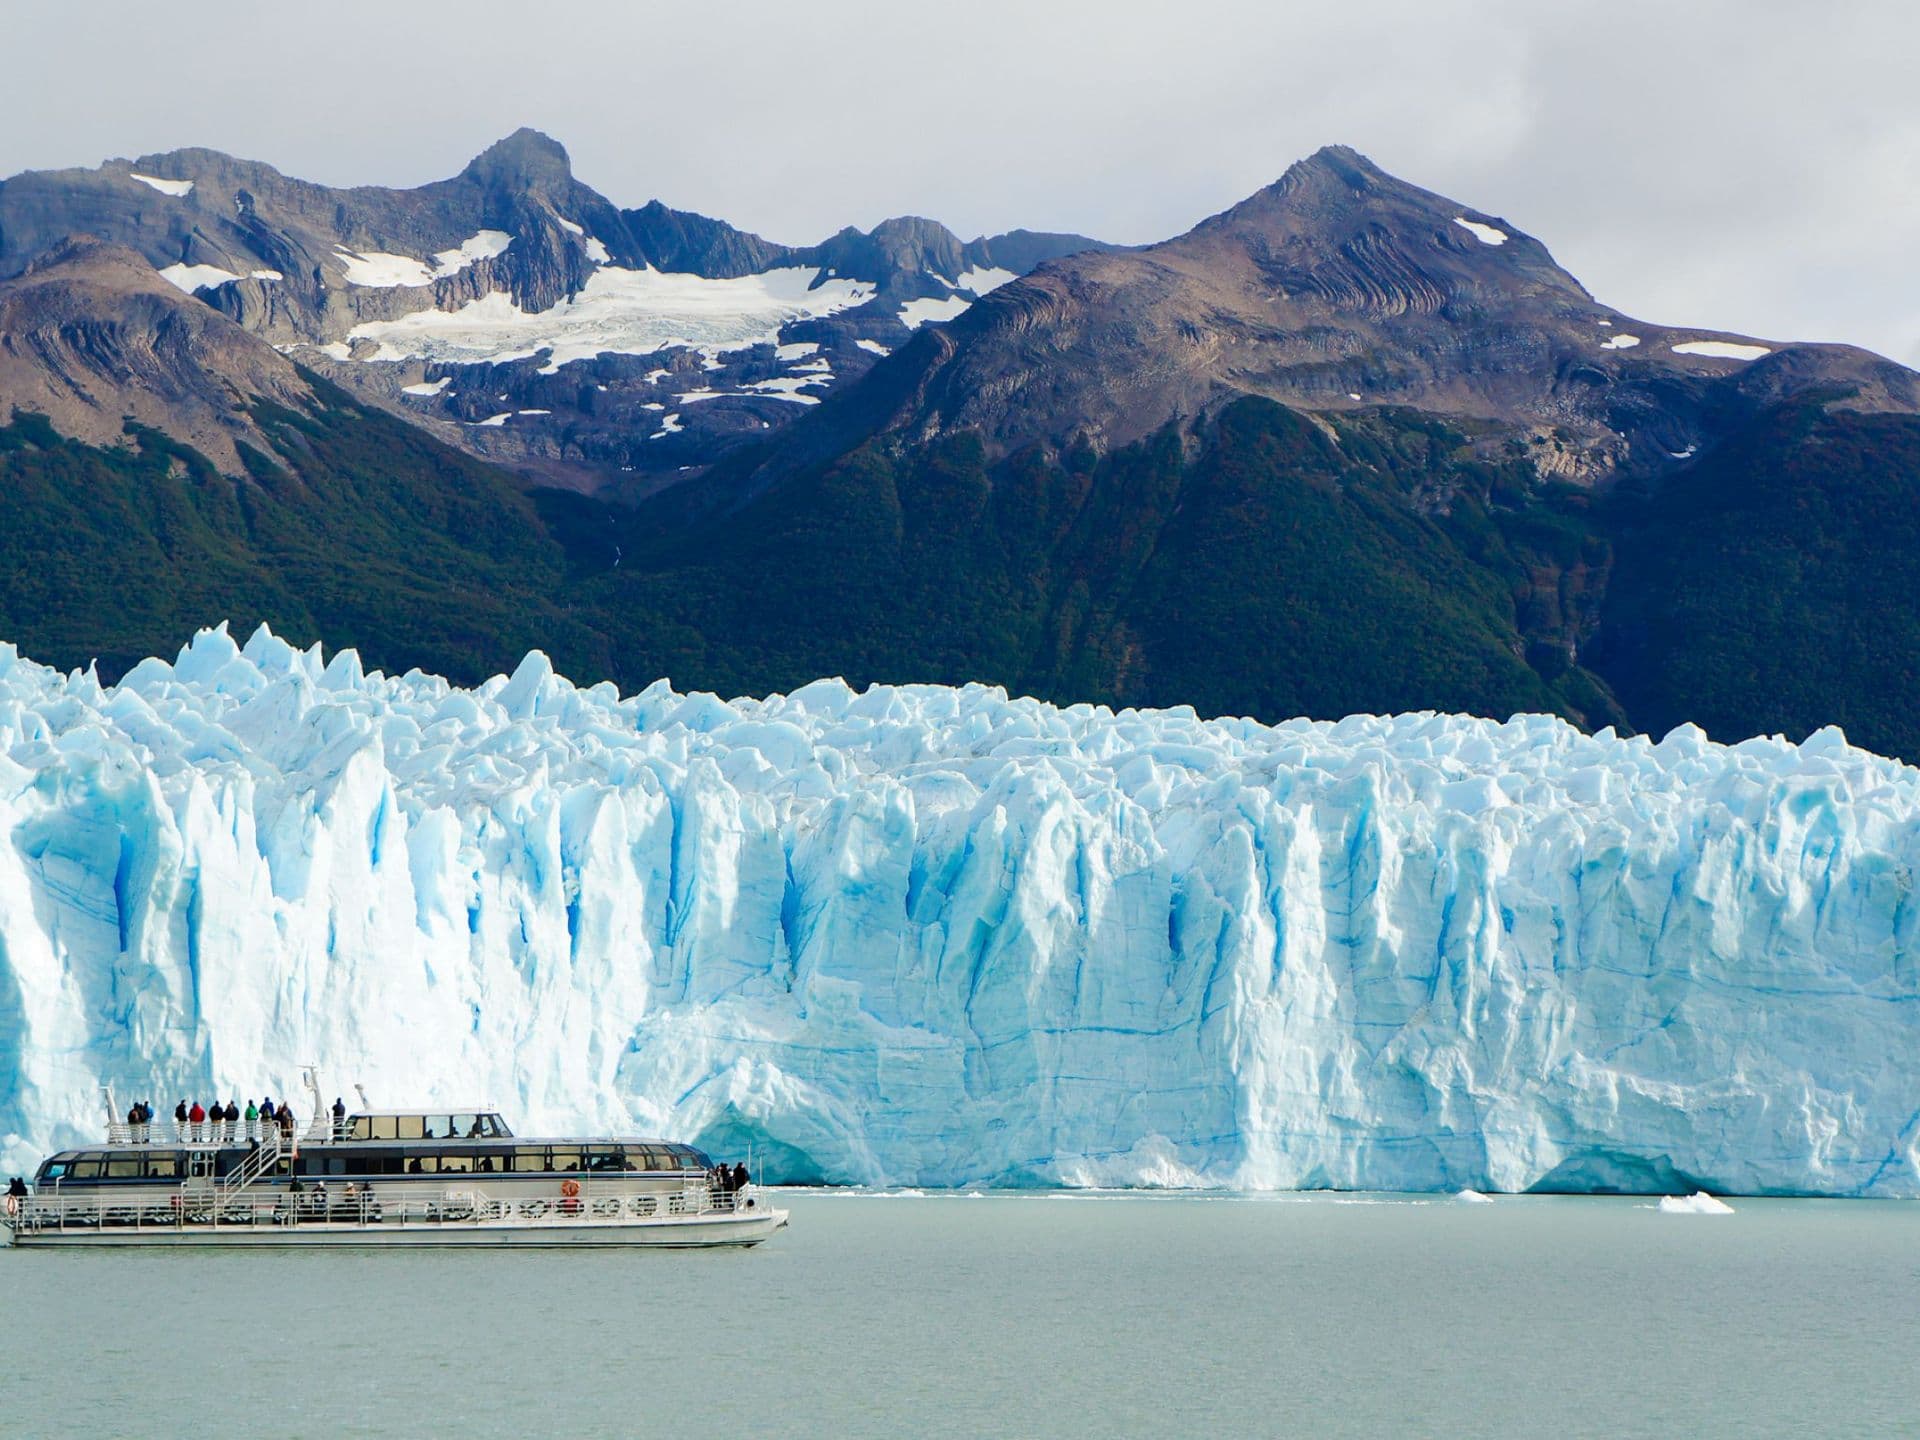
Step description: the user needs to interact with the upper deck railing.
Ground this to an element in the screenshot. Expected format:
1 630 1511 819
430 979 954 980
6 1175 761 1236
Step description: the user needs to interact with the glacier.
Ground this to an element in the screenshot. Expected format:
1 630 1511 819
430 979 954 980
2 624 1918 1195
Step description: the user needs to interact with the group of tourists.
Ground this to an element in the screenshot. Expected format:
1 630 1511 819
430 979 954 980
709 1160 751 1200
130 1097 299 1144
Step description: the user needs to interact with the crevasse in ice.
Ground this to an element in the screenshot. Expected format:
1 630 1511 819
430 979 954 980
1 624 1917 1194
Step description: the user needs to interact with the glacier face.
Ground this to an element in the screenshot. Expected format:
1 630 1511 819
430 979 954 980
2 625 1918 1195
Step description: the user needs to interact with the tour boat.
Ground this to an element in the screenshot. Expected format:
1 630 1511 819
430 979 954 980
1 1074 787 1249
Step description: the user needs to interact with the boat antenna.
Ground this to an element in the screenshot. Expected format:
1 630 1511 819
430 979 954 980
354 1083 371 1112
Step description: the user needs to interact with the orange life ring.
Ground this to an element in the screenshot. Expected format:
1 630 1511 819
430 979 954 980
4 1193 18 1217
559 1178 581 1199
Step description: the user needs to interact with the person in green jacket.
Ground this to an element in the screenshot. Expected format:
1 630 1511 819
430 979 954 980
244 1099 260 1142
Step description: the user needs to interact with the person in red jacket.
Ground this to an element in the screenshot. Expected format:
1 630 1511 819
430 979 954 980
188 1100 206 1143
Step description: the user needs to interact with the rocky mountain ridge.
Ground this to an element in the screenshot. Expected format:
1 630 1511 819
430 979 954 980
830 145 1918 486
0 129 1108 490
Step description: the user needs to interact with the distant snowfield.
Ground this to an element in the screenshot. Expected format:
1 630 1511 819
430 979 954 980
128 172 192 197
3 624 1919 1192
342 265 875 368
157 263 279 293
899 294 972 329
334 230 513 288
1673 339 1772 361
1454 217 1508 245
1599 334 1641 350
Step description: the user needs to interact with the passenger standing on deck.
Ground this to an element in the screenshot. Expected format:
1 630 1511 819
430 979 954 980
188 1100 206 1142
332 1097 347 1140
224 1101 238 1142
244 1099 259 1142
174 1100 188 1139
138 1101 153 1142
277 1101 295 1139
732 1161 749 1194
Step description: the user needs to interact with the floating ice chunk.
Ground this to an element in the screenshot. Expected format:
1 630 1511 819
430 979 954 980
1454 217 1508 246
1600 334 1641 350
1456 1189 1495 1203
1658 1193 1734 1215
129 173 192 197
1672 340 1771 361
401 377 451 397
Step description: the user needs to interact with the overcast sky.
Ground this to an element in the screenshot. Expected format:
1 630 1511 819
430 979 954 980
6 1 1916 365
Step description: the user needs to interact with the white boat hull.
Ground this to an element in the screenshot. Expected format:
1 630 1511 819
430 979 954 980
5 1207 789 1249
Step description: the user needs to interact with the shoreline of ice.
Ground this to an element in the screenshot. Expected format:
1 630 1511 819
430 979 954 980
2 625 1917 1196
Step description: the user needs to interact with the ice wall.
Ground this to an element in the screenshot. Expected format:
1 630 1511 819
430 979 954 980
2 624 1917 1194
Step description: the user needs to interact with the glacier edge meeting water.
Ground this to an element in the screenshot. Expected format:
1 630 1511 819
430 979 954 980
1 623 1917 1196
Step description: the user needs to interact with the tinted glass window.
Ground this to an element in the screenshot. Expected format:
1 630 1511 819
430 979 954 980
349 1116 372 1141
106 1157 143 1178
66 1160 104 1179
147 1155 180 1179
511 1148 548 1174
439 1153 473 1174
397 1116 425 1140
370 1117 399 1141
546 1149 581 1174
40 1161 70 1182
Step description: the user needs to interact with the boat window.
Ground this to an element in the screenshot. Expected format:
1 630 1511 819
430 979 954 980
406 1155 432 1174
451 1113 481 1139
348 1116 373 1141
510 1148 549 1173
392 1116 422 1140
66 1159 104 1180
325 1158 346 1176
439 1153 473 1174
146 1154 180 1180
480 1114 511 1138
39 1160 70 1183
547 1148 582 1174
474 1154 497 1174
106 1156 144 1179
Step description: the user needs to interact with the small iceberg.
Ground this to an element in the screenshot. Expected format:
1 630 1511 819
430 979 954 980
1456 1188 1495 1204
1658 1192 1734 1215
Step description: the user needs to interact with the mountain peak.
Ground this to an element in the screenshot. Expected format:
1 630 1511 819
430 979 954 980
463 128 573 190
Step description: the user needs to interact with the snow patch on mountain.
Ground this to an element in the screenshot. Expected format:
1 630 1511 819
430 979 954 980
2 625 1919 1194
334 231 514 288
899 295 972 329
341 266 874 369
1673 340 1771 361
128 173 192 197
1454 217 1508 245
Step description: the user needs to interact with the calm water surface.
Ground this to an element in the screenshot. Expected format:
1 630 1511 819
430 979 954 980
3 1191 1916 1438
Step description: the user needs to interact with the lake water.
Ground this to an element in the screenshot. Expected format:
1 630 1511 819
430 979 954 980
3 1191 1916 1438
